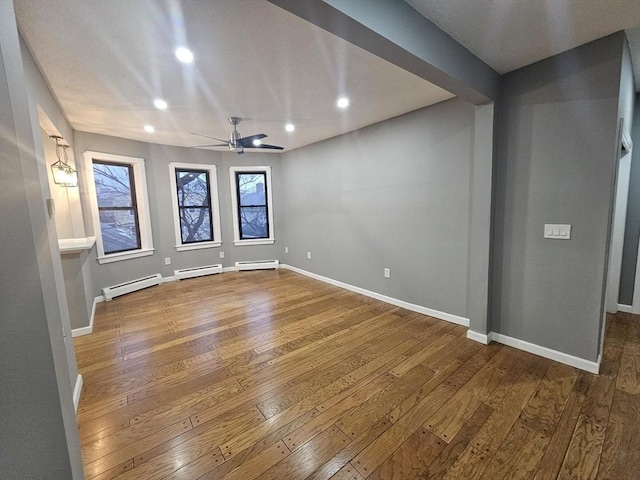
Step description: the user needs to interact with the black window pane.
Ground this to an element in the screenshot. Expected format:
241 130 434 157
180 207 212 242
238 173 266 206
94 163 133 207
99 209 140 253
176 170 209 207
240 206 268 239
175 168 214 244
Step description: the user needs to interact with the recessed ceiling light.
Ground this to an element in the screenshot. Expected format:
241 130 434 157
337 97 349 109
253 139 261 146
143 125 155 133
175 47 194 64
154 99 168 110
285 123 295 132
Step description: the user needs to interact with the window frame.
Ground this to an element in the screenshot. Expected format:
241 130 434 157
169 162 222 251
235 171 269 240
84 151 154 264
229 166 275 246
92 160 141 254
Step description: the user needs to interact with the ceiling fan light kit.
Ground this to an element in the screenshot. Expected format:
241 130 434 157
192 116 284 154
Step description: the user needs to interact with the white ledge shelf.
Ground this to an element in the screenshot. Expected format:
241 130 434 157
59 236 96 255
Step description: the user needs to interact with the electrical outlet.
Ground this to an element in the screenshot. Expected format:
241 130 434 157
285 246 289 254
384 268 390 278
219 251 225 259
307 251 312 260
164 257 171 265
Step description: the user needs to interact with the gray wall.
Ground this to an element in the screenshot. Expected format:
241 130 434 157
0 2 83 477
21 36 84 382
280 98 476 318
467 103 494 334
62 253 93 330
23 38 91 335
620 94 640 305
74 132 283 297
21 35 81 377
492 33 625 362
20 35 73 142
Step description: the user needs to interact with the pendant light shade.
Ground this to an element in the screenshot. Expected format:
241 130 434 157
50 136 78 187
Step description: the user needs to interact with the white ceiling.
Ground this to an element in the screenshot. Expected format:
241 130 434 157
14 0 453 152
14 0 640 153
406 0 640 75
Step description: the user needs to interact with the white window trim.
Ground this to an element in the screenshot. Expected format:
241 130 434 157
169 162 222 251
84 151 154 264
229 166 275 246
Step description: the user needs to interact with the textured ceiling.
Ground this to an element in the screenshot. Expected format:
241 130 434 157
14 1 640 153
14 0 453 152
406 0 640 75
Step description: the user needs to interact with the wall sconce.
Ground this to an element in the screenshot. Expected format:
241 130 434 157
50 135 78 187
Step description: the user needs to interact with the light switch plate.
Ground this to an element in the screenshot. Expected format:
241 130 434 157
544 224 571 240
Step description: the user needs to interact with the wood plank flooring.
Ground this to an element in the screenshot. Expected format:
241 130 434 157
74 269 640 479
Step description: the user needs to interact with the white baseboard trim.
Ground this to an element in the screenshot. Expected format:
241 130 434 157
223 266 237 273
281 264 469 327
71 325 92 337
71 296 102 337
162 275 177 283
466 329 490 345
617 303 634 314
73 374 83 413
490 332 600 374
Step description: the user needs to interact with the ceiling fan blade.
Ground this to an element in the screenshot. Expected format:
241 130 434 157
190 132 228 143
237 133 267 147
192 143 229 148
244 143 284 150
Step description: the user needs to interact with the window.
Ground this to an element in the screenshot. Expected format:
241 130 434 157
93 161 140 253
85 152 154 263
169 162 222 251
236 172 268 239
229 166 275 245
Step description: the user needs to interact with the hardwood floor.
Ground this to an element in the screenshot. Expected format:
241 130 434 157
74 269 640 479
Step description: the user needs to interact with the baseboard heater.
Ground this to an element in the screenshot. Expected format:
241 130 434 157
102 274 162 301
174 264 223 281
235 260 279 271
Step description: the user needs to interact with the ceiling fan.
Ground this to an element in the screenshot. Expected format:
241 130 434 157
191 117 284 154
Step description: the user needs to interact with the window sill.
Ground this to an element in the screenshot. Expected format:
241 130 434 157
233 239 275 246
97 248 154 264
175 241 222 252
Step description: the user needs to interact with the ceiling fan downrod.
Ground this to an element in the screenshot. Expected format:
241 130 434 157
228 117 244 153
228 117 243 152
